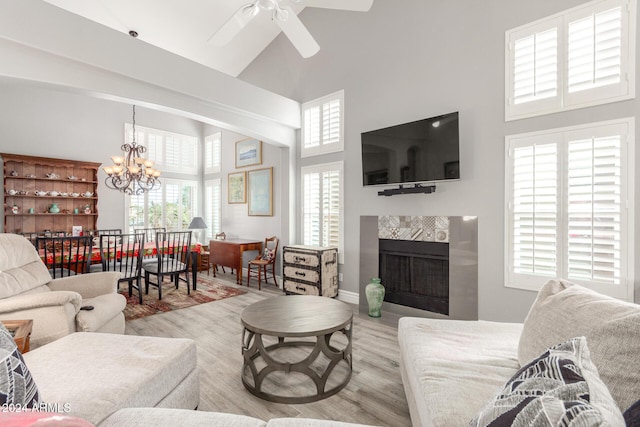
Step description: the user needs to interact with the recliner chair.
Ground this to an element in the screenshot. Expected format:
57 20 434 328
0 233 126 348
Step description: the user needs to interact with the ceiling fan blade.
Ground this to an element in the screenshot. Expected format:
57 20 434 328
297 0 374 12
207 4 258 45
275 8 320 58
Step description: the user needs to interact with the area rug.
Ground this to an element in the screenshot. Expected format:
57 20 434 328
121 275 247 321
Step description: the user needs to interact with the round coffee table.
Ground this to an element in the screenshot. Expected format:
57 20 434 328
240 295 353 404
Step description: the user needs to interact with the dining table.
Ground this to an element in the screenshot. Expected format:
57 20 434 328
39 241 202 290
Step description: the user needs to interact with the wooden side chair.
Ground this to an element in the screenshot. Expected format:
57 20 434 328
247 236 279 290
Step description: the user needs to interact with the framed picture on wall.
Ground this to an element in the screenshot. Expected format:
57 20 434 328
228 171 246 204
248 167 273 216
235 138 263 168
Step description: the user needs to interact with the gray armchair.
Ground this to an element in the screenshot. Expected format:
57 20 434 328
0 233 126 348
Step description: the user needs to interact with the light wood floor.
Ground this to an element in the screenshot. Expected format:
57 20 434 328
125 271 412 426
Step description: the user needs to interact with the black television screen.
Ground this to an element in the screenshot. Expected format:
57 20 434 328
361 112 460 186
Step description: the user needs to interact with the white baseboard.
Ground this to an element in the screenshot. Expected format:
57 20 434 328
337 289 359 305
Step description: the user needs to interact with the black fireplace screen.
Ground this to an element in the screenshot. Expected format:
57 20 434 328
379 239 449 315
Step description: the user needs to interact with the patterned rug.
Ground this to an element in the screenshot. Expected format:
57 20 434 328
121 274 247 321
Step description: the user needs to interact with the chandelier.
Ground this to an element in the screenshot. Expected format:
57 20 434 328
103 105 161 195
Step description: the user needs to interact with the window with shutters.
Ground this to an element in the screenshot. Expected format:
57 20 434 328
204 133 222 174
505 0 635 121
301 91 344 157
125 124 198 174
505 118 634 300
125 178 198 233
204 179 221 240
301 161 344 260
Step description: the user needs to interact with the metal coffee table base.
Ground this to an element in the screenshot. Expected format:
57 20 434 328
241 322 353 404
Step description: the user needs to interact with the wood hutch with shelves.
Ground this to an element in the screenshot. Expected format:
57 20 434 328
2 153 100 234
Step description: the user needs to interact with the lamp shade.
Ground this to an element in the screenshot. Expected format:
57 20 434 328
188 217 207 230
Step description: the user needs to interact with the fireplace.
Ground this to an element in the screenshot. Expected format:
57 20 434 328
359 216 478 320
379 239 449 315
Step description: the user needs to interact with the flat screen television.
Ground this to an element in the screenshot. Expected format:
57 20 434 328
361 112 460 186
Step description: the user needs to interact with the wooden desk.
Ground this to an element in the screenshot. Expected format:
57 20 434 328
210 238 262 285
2 319 33 354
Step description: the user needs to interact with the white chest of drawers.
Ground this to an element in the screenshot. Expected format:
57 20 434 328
282 245 338 297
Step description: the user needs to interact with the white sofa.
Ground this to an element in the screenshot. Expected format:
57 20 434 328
0 233 126 348
398 279 640 426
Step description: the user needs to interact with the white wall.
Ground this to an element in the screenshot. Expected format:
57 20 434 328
0 83 203 231
239 0 640 321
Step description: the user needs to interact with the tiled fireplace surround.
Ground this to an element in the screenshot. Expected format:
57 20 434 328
359 216 479 320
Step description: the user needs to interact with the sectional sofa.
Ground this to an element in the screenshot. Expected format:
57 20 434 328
398 279 640 426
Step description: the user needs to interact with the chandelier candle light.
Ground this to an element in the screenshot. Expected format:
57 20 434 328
103 105 161 195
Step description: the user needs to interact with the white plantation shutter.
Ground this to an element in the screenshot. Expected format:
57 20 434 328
513 28 558 105
165 137 180 170
505 119 633 300
204 179 221 240
322 169 341 248
505 0 635 121
511 142 558 278
301 91 344 157
302 162 343 257
204 133 221 174
567 134 622 284
127 124 198 174
568 7 622 93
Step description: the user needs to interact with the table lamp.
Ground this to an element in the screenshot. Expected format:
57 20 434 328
187 217 207 244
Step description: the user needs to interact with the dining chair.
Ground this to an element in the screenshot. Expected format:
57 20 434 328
93 232 145 304
94 228 123 236
134 227 166 243
212 231 234 275
36 235 94 278
247 236 279 290
143 231 192 300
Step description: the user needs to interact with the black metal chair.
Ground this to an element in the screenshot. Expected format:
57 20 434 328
134 227 166 243
92 228 123 237
36 235 93 278
144 231 192 300
95 232 145 304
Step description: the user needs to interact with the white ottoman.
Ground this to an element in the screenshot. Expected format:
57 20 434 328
23 332 199 425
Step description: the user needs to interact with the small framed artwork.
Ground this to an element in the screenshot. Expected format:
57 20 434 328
228 171 246 204
235 138 263 168
248 167 273 216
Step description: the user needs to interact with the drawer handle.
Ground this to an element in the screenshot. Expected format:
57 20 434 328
293 256 308 263
295 271 306 277
296 285 306 291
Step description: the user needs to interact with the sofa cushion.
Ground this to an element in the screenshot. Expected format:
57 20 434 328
0 323 40 409
398 317 523 427
517 279 640 412
471 337 624 426
0 234 52 298
23 332 198 425
100 408 267 427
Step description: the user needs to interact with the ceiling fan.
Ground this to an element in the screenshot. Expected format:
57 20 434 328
208 0 374 58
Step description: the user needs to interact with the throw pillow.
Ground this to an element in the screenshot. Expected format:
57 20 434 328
262 248 275 261
624 399 640 427
470 337 624 427
517 279 640 412
0 323 40 409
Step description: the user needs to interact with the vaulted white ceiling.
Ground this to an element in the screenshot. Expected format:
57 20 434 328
41 0 305 77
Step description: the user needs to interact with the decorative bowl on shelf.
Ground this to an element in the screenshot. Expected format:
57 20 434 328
48 191 59 197
45 173 59 179
59 192 68 197
25 174 36 178
81 191 94 198
18 190 29 196
70 192 80 197
68 175 78 180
